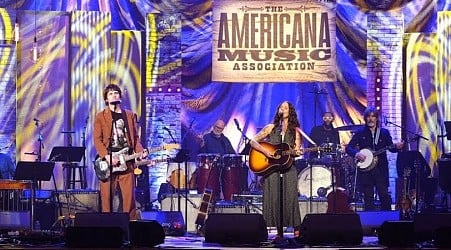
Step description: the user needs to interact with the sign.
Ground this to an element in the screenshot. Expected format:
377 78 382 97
212 0 337 82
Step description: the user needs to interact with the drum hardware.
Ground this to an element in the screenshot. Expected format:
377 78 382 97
336 124 365 132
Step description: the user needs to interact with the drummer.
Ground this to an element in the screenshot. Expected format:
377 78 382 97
199 119 236 155
307 111 340 160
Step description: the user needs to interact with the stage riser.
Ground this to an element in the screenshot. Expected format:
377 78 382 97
159 195 328 232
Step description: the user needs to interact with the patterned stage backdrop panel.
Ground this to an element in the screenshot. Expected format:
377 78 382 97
70 11 112 189
405 33 439 175
14 11 70 190
437 11 451 160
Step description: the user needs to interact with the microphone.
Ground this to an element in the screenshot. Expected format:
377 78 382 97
109 100 121 105
33 118 40 122
163 126 170 132
384 115 388 126
233 118 241 130
278 112 283 117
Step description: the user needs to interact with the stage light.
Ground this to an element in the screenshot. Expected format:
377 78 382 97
30 1 41 63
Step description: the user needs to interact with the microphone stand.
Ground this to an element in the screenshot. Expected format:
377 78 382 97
234 120 250 196
108 104 118 213
385 118 429 214
308 86 328 127
166 126 192 233
35 119 43 189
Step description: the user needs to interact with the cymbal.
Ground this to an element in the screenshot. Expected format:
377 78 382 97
336 125 364 131
24 152 38 155
61 131 75 134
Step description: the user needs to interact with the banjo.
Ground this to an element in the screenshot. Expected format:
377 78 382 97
356 141 406 171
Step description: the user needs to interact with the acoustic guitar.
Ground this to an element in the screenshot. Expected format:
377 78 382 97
194 188 213 236
248 142 332 176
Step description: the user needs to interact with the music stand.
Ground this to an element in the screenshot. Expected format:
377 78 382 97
14 161 55 230
48 146 85 162
445 121 451 140
49 146 85 189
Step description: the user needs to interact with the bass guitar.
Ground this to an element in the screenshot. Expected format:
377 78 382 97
94 143 180 181
248 142 332 176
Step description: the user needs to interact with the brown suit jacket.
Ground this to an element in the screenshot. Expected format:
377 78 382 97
93 107 144 159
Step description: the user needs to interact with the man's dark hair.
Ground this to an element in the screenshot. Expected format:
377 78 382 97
103 84 122 102
363 106 379 118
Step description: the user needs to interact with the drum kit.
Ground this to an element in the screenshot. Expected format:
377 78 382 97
297 124 364 201
167 153 246 201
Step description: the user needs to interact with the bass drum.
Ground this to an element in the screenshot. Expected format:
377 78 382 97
298 165 332 198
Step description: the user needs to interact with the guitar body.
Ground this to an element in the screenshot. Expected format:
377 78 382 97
94 148 129 181
249 142 293 176
356 148 379 172
195 189 213 236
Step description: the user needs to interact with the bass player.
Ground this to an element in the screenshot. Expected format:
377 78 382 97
345 106 404 211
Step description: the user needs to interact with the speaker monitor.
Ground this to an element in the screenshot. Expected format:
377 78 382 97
378 221 414 247
204 213 268 244
65 226 123 248
74 212 130 241
300 213 363 245
160 194 202 232
434 226 451 248
414 213 451 242
140 211 185 236
129 220 165 247
357 210 400 236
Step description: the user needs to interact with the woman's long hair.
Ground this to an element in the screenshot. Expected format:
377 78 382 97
272 101 300 134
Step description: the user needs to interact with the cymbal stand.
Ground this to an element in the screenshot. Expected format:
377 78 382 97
233 120 251 195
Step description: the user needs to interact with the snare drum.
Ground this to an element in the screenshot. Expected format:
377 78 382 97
298 165 332 198
221 154 243 201
196 154 221 198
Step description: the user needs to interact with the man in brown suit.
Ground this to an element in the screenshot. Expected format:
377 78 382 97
93 84 147 220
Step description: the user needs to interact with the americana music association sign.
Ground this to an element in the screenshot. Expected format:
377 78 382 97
212 0 336 82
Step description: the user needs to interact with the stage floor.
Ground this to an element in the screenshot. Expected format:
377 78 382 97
0 231 387 249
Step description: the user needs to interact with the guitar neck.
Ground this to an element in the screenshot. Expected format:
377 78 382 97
135 158 168 166
373 144 395 156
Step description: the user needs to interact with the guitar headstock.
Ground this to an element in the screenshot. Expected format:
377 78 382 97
163 143 181 150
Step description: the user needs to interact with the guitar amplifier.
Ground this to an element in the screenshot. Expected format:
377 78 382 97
160 194 202 232
53 190 100 217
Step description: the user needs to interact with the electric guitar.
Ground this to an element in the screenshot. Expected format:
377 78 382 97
132 158 171 176
248 142 332 176
94 143 180 181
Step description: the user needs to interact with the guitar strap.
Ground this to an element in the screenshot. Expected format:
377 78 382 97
121 111 135 154
373 127 381 149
